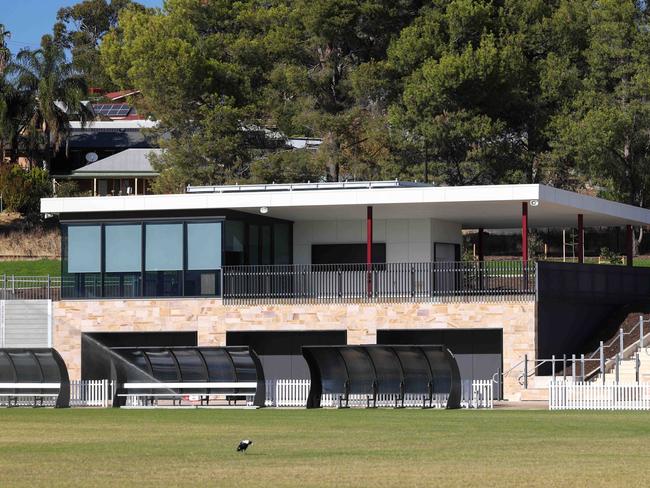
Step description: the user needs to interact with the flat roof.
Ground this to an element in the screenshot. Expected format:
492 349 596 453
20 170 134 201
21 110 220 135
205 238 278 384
40 183 650 228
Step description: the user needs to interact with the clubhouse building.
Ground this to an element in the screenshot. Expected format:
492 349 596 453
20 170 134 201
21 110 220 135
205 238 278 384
39 181 650 400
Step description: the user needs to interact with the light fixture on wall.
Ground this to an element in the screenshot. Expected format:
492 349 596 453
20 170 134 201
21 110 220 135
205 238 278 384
529 200 539 207
260 207 269 214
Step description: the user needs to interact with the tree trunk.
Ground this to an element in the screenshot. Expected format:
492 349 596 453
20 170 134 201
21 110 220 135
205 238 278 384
634 227 644 257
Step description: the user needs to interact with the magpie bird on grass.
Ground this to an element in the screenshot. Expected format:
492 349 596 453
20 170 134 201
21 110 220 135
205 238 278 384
237 439 253 453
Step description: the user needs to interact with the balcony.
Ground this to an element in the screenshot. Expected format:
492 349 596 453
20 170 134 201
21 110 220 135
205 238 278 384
222 260 536 305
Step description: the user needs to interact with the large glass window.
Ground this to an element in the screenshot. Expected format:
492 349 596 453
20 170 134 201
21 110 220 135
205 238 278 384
105 224 141 272
185 222 222 296
224 221 245 265
273 223 291 265
104 224 142 297
187 222 221 270
145 223 183 271
64 225 102 298
67 225 101 273
61 216 290 299
144 223 184 297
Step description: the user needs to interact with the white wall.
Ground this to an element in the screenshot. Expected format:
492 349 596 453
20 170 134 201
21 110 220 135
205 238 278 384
293 218 462 264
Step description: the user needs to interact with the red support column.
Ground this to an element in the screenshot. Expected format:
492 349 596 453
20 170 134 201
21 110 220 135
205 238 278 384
521 202 528 262
367 206 373 296
478 228 485 262
577 214 584 264
626 225 634 267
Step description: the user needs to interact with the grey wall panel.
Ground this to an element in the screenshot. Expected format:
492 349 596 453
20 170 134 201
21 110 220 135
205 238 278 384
259 355 310 380
2 300 51 348
377 328 502 398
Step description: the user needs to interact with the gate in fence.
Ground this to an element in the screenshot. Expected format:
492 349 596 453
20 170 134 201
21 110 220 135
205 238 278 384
266 379 493 408
549 381 650 410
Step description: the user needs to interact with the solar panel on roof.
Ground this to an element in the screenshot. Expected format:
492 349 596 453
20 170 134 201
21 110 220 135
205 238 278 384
92 103 132 117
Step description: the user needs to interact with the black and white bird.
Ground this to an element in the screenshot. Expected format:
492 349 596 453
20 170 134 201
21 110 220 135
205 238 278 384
237 439 253 453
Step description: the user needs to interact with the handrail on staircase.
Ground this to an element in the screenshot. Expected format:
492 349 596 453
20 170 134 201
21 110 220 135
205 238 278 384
495 316 650 390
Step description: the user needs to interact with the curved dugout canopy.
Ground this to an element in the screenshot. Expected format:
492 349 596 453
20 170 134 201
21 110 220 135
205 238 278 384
0 348 70 408
302 345 461 409
109 346 265 407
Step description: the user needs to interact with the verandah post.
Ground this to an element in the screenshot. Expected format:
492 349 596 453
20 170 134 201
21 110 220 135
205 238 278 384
366 206 373 298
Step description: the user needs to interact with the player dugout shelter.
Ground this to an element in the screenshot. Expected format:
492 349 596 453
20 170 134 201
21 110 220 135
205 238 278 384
110 346 266 407
303 345 461 408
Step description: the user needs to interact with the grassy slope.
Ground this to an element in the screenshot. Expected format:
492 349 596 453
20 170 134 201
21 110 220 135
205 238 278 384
0 409 649 487
0 259 60 276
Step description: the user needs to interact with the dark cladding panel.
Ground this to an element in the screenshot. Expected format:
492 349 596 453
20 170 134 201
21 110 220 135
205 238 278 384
226 330 347 380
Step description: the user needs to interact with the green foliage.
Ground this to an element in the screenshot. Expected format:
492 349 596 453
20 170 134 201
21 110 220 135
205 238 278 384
600 246 623 265
94 0 650 209
54 180 84 198
55 0 146 89
0 165 52 214
250 150 325 184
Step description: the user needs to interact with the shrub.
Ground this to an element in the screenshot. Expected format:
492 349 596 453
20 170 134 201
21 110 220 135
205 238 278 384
0 165 52 214
600 247 623 265
55 180 82 197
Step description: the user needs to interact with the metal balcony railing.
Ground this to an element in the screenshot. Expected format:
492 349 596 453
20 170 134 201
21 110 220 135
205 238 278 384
0 275 63 301
222 260 536 304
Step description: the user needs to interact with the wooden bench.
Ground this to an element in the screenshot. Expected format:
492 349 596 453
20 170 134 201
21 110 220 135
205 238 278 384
0 383 62 408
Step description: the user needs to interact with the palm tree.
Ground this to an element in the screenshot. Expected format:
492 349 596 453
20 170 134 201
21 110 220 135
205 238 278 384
0 24 10 75
11 34 88 169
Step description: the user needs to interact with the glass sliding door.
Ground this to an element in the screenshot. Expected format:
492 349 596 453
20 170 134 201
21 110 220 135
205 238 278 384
64 224 102 298
185 221 222 296
104 224 142 297
144 223 183 297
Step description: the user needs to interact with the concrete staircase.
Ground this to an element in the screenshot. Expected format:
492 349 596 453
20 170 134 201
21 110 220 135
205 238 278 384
591 347 650 384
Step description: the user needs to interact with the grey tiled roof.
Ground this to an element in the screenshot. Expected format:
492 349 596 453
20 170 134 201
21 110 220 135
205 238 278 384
73 149 162 176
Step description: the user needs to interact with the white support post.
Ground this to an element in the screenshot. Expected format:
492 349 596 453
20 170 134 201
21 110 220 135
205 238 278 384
600 341 605 385
620 328 624 355
640 315 645 350
572 354 576 381
552 355 556 383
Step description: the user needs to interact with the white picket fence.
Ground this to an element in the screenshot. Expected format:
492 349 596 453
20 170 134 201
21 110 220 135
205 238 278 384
549 382 650 410
4 380 113 407
70 380 113 407
265 379 493 408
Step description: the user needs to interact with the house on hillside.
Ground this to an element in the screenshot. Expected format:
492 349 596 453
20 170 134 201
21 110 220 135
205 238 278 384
53 148 160 196
38 181 650 401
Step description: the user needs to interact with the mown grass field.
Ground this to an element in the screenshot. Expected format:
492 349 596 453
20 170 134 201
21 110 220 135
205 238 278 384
1 409 649 487
0 259 60 276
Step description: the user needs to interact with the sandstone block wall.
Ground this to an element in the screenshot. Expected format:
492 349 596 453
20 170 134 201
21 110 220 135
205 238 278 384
53 299 536 399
